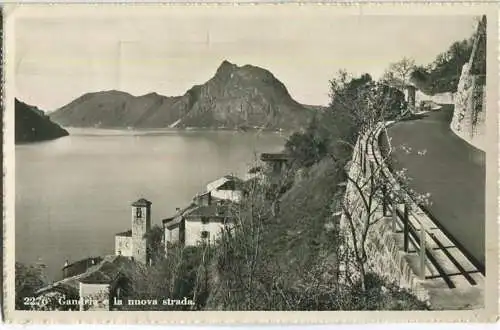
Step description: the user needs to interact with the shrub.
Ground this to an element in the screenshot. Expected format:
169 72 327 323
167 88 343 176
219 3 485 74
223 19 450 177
15 262 47 310
117 245 212 311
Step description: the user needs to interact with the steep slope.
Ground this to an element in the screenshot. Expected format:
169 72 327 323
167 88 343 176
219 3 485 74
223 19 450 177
15 98 69 144
175 61 312 130
49 90 186 128
50 61 312 130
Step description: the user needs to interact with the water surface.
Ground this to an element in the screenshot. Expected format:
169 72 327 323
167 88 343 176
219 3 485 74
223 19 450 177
16 128 285 280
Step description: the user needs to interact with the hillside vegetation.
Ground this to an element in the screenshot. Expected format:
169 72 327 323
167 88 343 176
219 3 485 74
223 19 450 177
15 69 425 311
113 72 425 311
15 98 69 144
50 61 313 131
411 16 486 94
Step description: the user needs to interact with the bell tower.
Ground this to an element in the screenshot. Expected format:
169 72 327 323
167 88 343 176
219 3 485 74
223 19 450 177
131 198 152 264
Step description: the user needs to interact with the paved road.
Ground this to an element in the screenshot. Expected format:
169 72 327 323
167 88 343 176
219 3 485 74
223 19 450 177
386 105 485 270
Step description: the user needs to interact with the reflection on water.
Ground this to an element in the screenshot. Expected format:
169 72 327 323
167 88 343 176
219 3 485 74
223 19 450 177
16 129 285 280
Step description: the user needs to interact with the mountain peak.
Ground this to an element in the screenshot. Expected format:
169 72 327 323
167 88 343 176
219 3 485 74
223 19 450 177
219 59 235 68
216 60 238 76
50 61 312 130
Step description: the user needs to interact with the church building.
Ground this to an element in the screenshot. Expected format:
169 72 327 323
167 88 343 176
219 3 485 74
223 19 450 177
114 198 152 264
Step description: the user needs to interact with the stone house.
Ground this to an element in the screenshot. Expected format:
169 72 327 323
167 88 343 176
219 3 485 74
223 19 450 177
114 230 133 257
33 255 133 311
260 153 292 177
162 192 234 253
161 175 244 252
260 152 293 196
205 175 244 203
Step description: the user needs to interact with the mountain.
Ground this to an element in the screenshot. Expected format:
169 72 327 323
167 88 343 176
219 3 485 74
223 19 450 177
49 61 313 130
15 98 69 144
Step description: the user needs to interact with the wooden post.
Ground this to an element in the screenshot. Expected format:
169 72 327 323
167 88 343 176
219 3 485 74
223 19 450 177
382 184 387 216
360 145 364 172
420 221 426 280
360 143 364 171
362 146 367 175
391 199 397 232
403 203 409 252
358 140 362 165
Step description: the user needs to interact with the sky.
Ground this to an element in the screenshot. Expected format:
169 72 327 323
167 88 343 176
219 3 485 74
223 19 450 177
13 6 479 110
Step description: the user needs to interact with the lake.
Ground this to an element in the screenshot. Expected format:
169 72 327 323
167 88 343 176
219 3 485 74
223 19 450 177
15 128 285 281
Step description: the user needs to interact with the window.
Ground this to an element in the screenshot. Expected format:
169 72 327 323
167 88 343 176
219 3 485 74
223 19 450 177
201 217 209 224
136 207 142 218
201 231 209 239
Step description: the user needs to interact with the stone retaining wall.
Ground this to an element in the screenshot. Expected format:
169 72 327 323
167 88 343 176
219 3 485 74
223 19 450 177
416 91 455 105
337 125 430 303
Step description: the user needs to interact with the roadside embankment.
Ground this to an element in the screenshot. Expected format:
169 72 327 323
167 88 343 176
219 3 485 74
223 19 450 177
339 121 485 310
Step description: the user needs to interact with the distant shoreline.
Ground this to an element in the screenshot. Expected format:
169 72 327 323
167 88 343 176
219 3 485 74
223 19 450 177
64 126 292 136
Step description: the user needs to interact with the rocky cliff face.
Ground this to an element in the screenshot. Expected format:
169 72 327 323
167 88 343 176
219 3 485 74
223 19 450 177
450 64 486 151
450 16 486 151
15 98 69 144
50 61 313 131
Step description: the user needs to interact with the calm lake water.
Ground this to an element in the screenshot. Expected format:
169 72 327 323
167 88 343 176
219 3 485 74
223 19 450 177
16 128 285 281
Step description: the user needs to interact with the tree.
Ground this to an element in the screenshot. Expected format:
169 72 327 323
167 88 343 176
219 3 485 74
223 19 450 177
208 172 271 310
144 225 165 265
381 57 416 90
116 245 212 311
284 127 328 168
15 262 47 310
324 71 429 293
470 15 486 76
203 72 426 310
410 66 429 87
408 26 482 94
326 72 394 291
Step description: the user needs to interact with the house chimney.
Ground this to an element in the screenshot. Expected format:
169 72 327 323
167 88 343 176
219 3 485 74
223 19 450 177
176 207 180 212
64 260 69 267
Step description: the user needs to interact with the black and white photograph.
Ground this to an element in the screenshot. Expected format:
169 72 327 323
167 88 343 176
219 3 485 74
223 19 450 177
4 3 497 322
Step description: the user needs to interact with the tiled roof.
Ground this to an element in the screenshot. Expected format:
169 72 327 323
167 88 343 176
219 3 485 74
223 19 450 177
79 270 113 284
223 174 244 183
62 257 102 271
115 229 132 237
62 257 103 278
164 203 197 218
163 216 183 229
163 203 234 228
79 259 124 284
260 153 292 162
196 191 212 197
161 217 175 224
35 282 80 297
185 204 231 219
206 175 243 192
35 255 135 295
132 198 152 207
